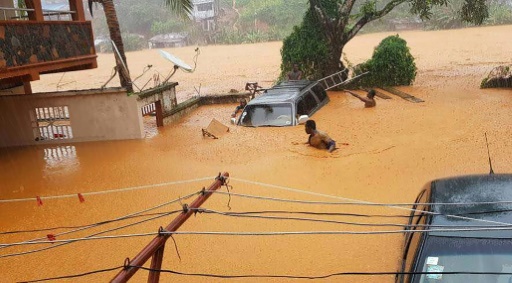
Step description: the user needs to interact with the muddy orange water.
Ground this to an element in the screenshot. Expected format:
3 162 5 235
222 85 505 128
1 25 512 282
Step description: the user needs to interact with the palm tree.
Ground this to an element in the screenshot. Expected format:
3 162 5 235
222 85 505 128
88 0 193 93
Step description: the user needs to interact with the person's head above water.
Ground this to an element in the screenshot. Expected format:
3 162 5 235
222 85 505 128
305 119 316 134
368 89 376 99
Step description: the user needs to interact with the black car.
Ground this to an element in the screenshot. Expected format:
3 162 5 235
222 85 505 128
235 80 329 127
397 174 512 283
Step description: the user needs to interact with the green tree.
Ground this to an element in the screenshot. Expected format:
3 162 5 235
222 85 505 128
282 0 489 81
88 0 192 92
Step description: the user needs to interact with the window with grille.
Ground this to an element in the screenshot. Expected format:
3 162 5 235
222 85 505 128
31 106 73 141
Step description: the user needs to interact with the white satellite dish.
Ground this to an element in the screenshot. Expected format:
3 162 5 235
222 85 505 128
159 50 193 72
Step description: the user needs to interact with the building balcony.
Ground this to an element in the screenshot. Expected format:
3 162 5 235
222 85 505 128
0 0 96 91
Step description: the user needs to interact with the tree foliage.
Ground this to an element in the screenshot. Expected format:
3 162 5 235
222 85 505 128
281 0 491 82
279 8 329 81
92 0 191 39
353 35 417 87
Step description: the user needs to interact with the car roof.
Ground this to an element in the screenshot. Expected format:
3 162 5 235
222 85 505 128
247 80 317 105
429 174 512 238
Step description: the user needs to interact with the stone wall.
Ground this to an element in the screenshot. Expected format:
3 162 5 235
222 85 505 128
0 22 94 69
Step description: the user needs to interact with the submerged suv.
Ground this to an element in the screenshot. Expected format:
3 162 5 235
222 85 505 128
235 80 329 127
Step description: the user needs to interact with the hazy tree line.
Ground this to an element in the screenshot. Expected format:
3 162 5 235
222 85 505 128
90 0 512 51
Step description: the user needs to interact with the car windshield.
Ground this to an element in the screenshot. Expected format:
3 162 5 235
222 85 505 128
239 103 293 127
414 236 512 283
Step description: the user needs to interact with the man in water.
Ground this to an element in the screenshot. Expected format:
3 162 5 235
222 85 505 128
349 89 376 108
305 120 336 152
287 63 303 81
231 99 247 118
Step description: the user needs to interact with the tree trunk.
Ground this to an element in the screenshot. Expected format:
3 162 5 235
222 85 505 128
324 34 348 83
102 0 133 92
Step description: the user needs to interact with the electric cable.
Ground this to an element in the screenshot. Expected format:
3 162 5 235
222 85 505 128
208 190 512 226
0 176 211 203
8 225 512 249
0 210 180 258
0 191 199 251
192 208 512 228
0 211 171 235
18 266 123 283
132 265 512 279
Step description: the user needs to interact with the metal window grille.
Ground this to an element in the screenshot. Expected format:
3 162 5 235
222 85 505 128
32 106 73 141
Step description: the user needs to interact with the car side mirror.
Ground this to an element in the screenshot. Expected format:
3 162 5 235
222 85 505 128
230 117 237 125
298 115 309 125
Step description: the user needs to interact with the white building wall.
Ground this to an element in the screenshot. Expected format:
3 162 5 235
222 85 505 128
0 88 144 147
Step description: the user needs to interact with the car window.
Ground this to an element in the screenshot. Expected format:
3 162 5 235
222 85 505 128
239 103 293 127
416 237 512 283
297 99 307 116
303 92 318 114
312 84 327 102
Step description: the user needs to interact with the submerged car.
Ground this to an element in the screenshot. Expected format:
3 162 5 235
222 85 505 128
397 174 512 283
235 80 329 127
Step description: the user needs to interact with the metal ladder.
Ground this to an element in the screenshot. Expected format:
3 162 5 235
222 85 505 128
318 70 370 90
317 69 348 90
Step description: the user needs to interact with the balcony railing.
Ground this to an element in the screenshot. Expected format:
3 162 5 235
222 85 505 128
0 7 76 21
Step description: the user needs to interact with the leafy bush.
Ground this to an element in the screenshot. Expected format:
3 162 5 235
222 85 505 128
353 35 417 87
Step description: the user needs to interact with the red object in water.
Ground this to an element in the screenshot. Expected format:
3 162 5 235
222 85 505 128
78 193 85 203
47 234 56 241
36 196 43 206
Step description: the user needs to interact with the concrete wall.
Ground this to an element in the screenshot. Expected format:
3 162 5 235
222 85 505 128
161 93 250 125
0 87 144 147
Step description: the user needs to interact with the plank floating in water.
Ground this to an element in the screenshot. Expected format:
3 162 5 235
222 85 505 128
381 87 424 103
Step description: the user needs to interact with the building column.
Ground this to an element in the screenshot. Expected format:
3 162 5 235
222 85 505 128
25 0 44 21
23 81 32 95
68 0 85 21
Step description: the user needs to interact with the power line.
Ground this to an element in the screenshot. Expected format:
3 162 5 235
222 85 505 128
159 227 512 236
0 176 212 203
0 210 180 259
0 191 199 251
8 207 512 237
193 208 512 218
21 265 512 282
193 208 512 228
133 265 512 279
8 225 512 249
211 190 512 207
0 212 171 235
209 190 512 226
19 266 123 283
1 232 159 248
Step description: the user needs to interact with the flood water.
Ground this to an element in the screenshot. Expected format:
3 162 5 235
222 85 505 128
1 25 512 282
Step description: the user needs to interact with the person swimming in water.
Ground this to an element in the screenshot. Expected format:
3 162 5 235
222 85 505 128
305 120 336 153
